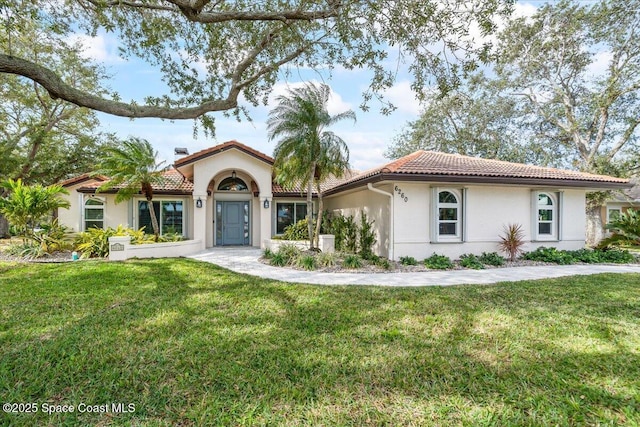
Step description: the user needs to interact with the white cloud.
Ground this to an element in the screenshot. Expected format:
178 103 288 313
382 81 421 115
268 80 353 115
587 50 613 78
67 33 122 63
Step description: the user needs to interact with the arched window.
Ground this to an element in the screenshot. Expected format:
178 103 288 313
217 176 248 191
436 189 462 241
84 198 104 230
536 192 557 239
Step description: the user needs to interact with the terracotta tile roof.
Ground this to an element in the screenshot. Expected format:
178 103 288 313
271 170 360 196
326 150 630 192
174 140 274 167
610 177 640 202
77 169 193 194
59 173 108 187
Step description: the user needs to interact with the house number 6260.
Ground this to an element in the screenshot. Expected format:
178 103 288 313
394 185 408 202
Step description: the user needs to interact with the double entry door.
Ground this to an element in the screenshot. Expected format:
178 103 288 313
216 201 250 246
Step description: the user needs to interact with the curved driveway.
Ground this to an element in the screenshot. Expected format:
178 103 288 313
188 247 640 286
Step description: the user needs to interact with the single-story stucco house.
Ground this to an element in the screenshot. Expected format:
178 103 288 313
58 140 630 260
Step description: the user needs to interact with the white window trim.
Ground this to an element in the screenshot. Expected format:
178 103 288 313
532 191 562 241
273 200 314 236
607 207 622 223
83 196 105 231
431 188 464 243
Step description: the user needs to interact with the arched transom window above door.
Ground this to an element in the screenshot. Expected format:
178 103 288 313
217 171 248 191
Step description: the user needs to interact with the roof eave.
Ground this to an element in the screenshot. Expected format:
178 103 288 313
323 172 631 195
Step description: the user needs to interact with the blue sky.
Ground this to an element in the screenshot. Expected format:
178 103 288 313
79 2 540 170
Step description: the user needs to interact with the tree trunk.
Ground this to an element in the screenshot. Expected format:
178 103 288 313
148 199 160 242
585 203 605 247
314 181 323 249
307 163 316 249
0 213 9 238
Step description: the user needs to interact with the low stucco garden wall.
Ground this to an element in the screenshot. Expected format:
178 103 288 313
108 236 203 261
263 235 335 253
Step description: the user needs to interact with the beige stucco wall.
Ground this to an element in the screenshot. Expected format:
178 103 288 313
58 182 128 232
326 182 588 261
324 184 392 258
188 148 273 248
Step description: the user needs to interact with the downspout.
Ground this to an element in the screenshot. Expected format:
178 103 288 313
367 183 394 260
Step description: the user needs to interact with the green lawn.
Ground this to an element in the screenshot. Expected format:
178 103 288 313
0 259 639 426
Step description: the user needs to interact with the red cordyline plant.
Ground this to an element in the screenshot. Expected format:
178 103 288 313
499 223 526 262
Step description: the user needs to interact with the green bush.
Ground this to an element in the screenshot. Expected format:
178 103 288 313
282 218 310 241
4 241 47 259
276 243 302 264
479 252 505 266
522 247 574 265
358 212 376 259
262 248 274 259
567 248 600 264
459 254 484 270
74 225 146 258
599 209 640 248
424 253 454 270
399 256 417 266
270 253 287 267
295 254 317 270
343 215 358 253
374 257 392 270
342 254 362 269
596 248 635 264
317 252 338 267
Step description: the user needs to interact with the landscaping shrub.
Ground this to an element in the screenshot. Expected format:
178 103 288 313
459 253 484 270
424 253 454 270
269 253 287 267
4 241 47 259
599 209 640 248
596 248 636 264
295 254 317 270
358 212 376 259
282 218 310 241
262 248 274 259
479 252 505 266
374 257 392 270
342 254 363 269
522 247 574 265
399 256 417 266
317 252 338 268
567 248 600 264
498 223 526 261
322 211 347 251
343 215 358 253
276 243 302 264
74 225 146 258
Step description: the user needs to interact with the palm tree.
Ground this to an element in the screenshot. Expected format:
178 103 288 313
93 137 166 241
0 178 70 241
267 83 355 249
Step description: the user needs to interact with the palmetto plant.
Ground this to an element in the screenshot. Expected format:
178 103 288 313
599 209 640 248
93 137 166 241
267 82 355 249
0 178 70 241
499 223 526 262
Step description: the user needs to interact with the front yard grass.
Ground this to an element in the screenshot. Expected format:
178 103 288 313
1 259 639 426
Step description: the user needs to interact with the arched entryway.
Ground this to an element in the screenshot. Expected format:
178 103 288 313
209 170 256 246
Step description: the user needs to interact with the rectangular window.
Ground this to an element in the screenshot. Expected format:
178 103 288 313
84 198 104 230
276 202 308 234
138 200 184 236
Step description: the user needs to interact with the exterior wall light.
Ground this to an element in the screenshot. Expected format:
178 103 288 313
263 199 270 209
196 198 203 208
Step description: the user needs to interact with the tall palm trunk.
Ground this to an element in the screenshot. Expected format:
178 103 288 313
314 180 324 249
147 198 160 242
307 162 316 249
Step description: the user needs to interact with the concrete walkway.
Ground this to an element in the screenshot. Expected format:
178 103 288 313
188 247 640 286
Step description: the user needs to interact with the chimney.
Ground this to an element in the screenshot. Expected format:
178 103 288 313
174 147 189 162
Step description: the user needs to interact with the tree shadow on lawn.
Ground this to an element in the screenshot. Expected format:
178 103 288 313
1 261 639 426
